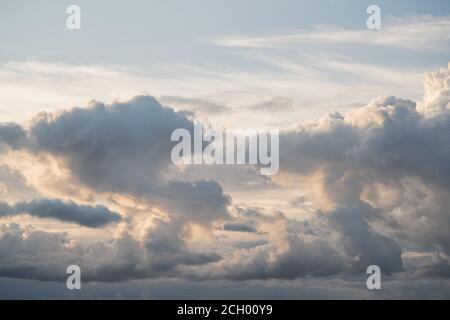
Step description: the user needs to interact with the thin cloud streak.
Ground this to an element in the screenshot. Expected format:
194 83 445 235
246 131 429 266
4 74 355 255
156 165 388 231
212 15 450 50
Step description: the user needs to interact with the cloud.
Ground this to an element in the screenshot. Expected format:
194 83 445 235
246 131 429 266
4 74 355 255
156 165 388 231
411 253 450 278
0 123 26 150
417 62 450 117
1 64 450 288
213 16 450 50
142 218 220 273
0 223 75 281
0 220 219 282
205 215 347 280
0 198 121 228
326 204 403 274
160 95 231 114
0 165 38 202
222 222 257 233
0 58 424 130
248 97 294 112
0 96 231 280
28 96 190 190
279 66 450 183
23 95 230 224
278 63 450 261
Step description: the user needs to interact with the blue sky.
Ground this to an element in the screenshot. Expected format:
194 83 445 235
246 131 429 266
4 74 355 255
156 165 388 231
1 0 449 65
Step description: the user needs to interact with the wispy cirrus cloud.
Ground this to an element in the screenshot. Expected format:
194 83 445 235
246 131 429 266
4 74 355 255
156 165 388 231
159 95 231 114
213 15 450 50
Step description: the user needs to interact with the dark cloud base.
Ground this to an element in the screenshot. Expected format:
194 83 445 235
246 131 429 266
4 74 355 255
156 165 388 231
1 276 449 299
0 198 121 228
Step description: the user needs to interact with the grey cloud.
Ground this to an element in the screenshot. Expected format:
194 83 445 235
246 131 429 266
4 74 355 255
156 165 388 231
0 221 219 282
0 224 74 281
277 64 450 264
412 254 450 278
249 97 294 112
1 64 450 286
279 96 450 255
203 213 347 280
163 180 230 225
0 198 121 228
0 122 26 150
0 95 232 281
326 204 403 274
29 96 191 192
1 275 450 299
211 203 402 280
280 115 359 175
280 95 450 191
213 235 346 280
347 97 450 190
142 218 220 274
0 213 344 282
160 95 231 114
26 95 230 224
222 222 257 233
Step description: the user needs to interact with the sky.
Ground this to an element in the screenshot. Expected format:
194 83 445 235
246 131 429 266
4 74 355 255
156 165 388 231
0 0 450 299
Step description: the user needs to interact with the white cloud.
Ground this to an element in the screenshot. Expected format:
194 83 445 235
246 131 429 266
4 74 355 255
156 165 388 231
213 15 450 50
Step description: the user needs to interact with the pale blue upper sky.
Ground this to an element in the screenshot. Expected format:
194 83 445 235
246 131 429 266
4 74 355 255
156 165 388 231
1 0 449 65
0 0 449 126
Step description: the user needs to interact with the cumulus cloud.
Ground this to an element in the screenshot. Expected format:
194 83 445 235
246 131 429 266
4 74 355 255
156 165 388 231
2 95 230 225
28 96 191 191
0 220 219 282
0 95 231 282
0 223 75 281
0 198 121 228
325 204 403 274
417 62 450 117
278 63 450 263
1 63 450 287
204 213 346 280
0 123 26 150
